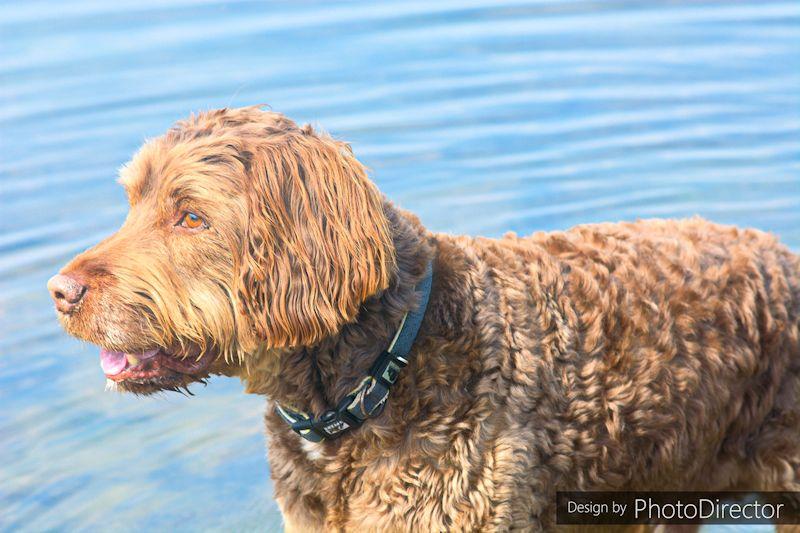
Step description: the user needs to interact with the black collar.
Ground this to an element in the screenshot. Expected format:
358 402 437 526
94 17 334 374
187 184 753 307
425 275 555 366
275 260 434 442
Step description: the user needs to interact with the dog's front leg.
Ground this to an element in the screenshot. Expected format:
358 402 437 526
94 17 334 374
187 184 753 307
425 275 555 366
277 496 326 533
281 512 323 533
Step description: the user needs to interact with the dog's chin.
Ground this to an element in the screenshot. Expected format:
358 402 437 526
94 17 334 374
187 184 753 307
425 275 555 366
99 343 218 395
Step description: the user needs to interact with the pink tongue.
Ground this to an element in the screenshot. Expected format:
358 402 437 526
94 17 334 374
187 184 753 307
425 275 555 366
99 348 160 376
100 349 127 376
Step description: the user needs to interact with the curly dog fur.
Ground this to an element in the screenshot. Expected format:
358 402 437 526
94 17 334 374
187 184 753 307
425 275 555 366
51 107 800 531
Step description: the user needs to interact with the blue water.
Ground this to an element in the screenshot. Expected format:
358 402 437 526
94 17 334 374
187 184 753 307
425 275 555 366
1 1 798 531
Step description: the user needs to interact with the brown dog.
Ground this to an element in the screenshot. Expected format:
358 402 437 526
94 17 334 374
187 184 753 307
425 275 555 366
49 107 800 531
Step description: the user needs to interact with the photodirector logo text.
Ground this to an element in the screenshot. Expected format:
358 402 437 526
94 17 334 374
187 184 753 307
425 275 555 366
556 492 800 525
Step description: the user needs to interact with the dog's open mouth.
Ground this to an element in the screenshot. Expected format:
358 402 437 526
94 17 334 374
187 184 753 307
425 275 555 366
100 344 216 382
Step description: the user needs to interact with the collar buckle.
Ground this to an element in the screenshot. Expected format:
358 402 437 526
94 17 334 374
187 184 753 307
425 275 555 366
370 350 407 386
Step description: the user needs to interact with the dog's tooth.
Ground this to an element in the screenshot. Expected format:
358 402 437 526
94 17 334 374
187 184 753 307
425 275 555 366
141 348 159 359
126 353 140 366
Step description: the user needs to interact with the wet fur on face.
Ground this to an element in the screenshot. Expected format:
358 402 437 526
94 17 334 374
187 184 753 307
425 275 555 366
54 107 394 393
53 107 800 531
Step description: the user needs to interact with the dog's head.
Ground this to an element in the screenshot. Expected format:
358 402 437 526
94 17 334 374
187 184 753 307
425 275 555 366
48 107 395 394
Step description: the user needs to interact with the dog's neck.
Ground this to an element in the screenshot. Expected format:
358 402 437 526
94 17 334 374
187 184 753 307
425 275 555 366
240 203 436 417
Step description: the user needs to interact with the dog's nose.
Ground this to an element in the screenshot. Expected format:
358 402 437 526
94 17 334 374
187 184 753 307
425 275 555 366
47 274 87 314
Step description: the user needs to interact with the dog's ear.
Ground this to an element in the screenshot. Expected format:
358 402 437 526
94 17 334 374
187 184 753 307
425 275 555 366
237 127 395 349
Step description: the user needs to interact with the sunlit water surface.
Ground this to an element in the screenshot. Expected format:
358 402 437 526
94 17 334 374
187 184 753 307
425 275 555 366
1 1 798 531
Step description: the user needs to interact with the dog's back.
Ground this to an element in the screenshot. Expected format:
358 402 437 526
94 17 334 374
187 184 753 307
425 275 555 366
450 217 800 526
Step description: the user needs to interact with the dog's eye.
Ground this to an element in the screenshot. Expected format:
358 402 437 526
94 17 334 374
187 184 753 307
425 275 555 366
178 212 205 230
